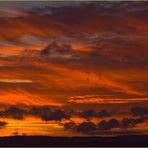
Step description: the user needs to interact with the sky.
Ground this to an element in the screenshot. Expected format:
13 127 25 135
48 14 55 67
0 1 148 137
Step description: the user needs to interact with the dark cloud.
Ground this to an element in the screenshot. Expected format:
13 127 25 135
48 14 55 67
131 106 148 116
41 41 71 56
63 121 98 134
29 107 70 121
121 118 134 128
40 41 72 58
121 117 145 128
0 105 111 122
98 116 146 131
0 106 70 121
29 107 113 121
64 121 76 130
98 119 120 130
78 109 111 120
79 109 96 119
63 116 147 135
0 121 7 129
97 110 111 118
29 106 51 119
76 122 97 133
45 109 70 121
0 106 26 120
134 117 145 124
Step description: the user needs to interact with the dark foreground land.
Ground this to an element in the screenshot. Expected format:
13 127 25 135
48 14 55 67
0 135 147 147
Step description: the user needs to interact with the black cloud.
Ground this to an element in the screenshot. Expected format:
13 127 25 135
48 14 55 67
131 106 148 116
0 106 26 120
97 110 111 118
64 121 76 130
40 41 72 57
79 109 96 119
98 119 120 130
121 117 145 128
78 109 111 119
29 106 51 119
45 109 70 121
76 122 97 133
0 121 7 128
29 107 70 121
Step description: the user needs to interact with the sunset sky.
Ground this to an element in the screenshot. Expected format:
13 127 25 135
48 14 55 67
0 1 148 137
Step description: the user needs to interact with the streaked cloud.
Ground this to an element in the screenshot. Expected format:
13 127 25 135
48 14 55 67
0 79 33 83
69 95 148 104
0 1 148 137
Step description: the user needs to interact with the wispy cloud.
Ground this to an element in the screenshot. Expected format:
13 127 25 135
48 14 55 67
0 79 33 83
69 95 148 104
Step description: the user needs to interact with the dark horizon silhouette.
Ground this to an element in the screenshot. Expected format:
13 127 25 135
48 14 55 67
0 135 148 147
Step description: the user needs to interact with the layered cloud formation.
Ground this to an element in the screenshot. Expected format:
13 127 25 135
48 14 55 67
0 1 148 136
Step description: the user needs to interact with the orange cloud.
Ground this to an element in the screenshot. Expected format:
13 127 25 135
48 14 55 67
0 2 148 137
0 90 63 107
69 95 148 104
